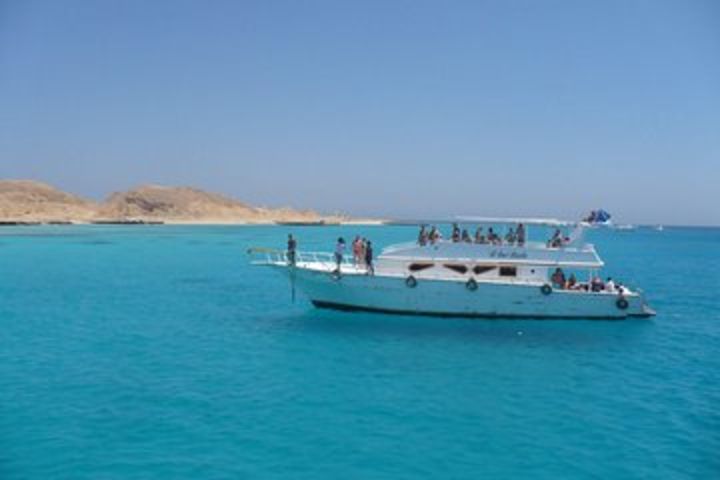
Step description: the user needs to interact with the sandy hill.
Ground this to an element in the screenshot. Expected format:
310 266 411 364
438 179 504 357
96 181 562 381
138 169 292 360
0 180 340 224
96 185 325 223
97 185 261 221
0 180 98 221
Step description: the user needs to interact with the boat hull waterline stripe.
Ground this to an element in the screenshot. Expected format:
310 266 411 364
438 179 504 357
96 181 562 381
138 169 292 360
311 301 653 319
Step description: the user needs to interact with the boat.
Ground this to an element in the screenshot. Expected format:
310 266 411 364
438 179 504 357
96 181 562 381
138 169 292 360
275 220 326 226
583 209 613 228
614 224 636 231
249 218 655 319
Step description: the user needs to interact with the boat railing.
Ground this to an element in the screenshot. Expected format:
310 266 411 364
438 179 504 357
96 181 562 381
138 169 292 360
247 248 357 269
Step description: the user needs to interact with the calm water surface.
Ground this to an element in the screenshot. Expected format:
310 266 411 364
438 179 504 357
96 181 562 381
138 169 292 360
1 225 719 479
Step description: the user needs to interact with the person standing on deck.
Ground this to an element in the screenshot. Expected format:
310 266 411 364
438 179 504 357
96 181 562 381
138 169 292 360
365 241 374 275
359 238 367 267
352 236 362 264
418 225 428 246
287 234 297 265
334 237 346 273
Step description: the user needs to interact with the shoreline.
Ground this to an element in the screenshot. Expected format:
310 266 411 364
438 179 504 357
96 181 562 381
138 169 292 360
0 222 715 230
0 180 389 228
0 219 389 227
0 220 714 228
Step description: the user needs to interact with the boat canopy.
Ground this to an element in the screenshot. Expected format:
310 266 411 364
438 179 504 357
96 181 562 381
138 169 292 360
455 216 579 228
380 241 604 268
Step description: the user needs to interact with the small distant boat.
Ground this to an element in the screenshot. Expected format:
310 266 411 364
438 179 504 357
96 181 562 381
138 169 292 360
275 220 326 226
655 225 664 231
615 224 636 231
250 217 655 319
0 221 42 226
91 220 164 225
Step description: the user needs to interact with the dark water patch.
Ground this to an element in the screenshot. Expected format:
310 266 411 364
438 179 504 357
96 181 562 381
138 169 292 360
175 276 215 285
0 232 91 238
77 239 114 245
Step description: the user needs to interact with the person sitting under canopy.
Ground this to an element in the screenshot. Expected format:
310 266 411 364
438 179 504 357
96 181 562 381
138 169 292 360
487 227 500 245
548 228 564 248
429 226 441 244
505 227 516 245
516 223 526 246
551 267 566 289
451 223 461 243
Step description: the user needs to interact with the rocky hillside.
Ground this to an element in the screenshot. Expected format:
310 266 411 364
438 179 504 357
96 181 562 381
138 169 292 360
0 180 98 222
96 185 261 221
0 180 335 224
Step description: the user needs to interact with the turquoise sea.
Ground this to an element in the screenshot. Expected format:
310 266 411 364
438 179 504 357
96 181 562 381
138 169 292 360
1 225 719 479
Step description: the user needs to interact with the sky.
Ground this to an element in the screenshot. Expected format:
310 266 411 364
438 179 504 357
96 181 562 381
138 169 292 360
1 0 718 225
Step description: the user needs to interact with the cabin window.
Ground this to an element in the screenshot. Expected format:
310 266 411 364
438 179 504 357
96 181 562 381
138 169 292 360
499 266 517 277
473 265 496 275
443 264 469 274
408 263 434 272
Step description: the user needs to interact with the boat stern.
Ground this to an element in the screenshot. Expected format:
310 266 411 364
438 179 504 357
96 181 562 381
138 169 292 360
627 290 656 318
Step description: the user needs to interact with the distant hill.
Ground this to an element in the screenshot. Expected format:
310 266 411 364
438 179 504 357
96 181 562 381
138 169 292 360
0 180 348 224
96 185 263 221
0 180 98 222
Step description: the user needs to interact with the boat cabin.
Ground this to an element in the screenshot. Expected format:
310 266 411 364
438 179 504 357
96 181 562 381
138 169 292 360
378 218 604 287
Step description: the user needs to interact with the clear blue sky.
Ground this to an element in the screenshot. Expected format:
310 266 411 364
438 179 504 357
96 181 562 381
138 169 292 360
1 0 718 225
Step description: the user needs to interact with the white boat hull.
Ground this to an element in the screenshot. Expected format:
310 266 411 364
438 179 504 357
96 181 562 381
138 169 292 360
278 267 653 319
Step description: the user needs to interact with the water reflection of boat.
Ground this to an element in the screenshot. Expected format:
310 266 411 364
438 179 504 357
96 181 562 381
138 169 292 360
251 218 655 319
